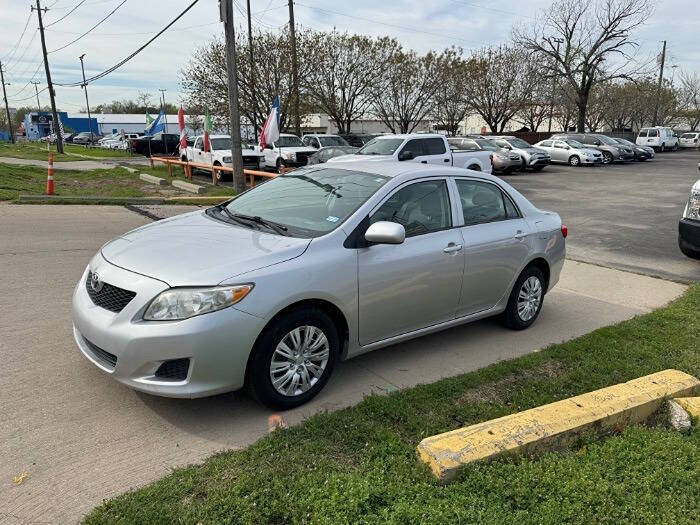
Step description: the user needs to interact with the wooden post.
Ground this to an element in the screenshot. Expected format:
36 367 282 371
212 167 218 186
167 162 173 178
149 157 154 169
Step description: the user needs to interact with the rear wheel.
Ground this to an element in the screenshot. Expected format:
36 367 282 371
213 162 224 182
247 308 339 410
568 155 580 166
502 266 546 330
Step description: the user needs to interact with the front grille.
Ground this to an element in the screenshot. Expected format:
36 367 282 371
83 336 117 369
155 358 190 381
242 155 259 164
86 271 136 313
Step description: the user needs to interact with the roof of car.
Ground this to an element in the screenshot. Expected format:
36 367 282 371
311 160 503 182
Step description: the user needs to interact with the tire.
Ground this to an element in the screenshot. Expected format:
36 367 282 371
533 165 545 171
213 162 223 182
672 142 679 151
660 143 666 152
275 158 284 174
502 266 546 330
679 240 700 260
247 307 339 410
568 155 581 166
602 151 613 164
181 156 187 162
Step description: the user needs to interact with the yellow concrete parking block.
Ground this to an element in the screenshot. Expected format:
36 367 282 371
417 369 699 481
674 396 700 418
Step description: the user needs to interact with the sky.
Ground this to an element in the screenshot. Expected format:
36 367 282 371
1 0 698 112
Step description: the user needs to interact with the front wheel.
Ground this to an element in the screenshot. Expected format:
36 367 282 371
247 308 339 410
672 143 679 151
568 155 580 166
275 158 284 174
660 143 666 152
602 151 613 164
502 266 545 330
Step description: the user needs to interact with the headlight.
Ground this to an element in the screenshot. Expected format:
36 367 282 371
683 188 700 220
222 156 232 163
143 284 254 321
282 152 296 160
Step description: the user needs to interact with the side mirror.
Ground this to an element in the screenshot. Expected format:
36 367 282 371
594 140 601 146
502 144 512 150
365 221 405 245
398 150 414 161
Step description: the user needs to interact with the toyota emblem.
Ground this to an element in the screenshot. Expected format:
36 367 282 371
90 272 104 292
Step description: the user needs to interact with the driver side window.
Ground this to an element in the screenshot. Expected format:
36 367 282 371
400 139 425 159
370 180 452 237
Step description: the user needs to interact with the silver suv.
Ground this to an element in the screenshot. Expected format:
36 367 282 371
552 133 635 164
490 136 551 172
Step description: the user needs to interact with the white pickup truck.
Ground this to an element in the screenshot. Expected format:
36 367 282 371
181 134 265 182
327 133 493 173
262 133 318 172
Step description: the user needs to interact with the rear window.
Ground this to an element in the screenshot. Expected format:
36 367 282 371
638 129 648 137
681 133 698 139
648 129 659 137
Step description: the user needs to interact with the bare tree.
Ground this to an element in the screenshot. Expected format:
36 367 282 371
305 32 399 134
516 63 551 131
462 46 534 133
514 0 653 132
432 48 471 136
678 71 700 130
370 47 443 133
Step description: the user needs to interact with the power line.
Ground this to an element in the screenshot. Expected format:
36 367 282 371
47 20 220 36
2 12 34 63
5 31 40 74
7 62 44 98
45 0 87 27
54 0 200 87
8 84 48 102
48 0 127 53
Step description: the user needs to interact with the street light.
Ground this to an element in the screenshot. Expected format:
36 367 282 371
79 54 94 140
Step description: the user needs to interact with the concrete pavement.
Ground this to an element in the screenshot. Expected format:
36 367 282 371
0 204 687 524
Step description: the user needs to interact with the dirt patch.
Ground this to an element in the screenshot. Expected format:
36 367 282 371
458 360 566 405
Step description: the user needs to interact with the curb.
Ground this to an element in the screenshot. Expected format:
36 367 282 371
18 195 166 205
172 179 207 194
139 173 168 186
416 369 700 482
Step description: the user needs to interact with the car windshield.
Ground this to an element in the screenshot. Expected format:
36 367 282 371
681 133 697 138
218 167 388 237
614 138 634 146
210 138 232 150
596 135 619 145
357 138 404 155
506 138 531 148
319 136 349 147
275 136 304 147
564 139 586 148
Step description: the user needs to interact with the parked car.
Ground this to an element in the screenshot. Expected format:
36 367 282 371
328 133 493 173
610 137 654 161
678 163 700 259
679 132 700 149
71 161 566 408
130 132 180 157
302 134 351 149
448 136 521 174
262 133 317 172
636 127 679 151
551 133 634 164
339 133 380 148
306 145 358 165
533 138 603 166
182 134 265 181
489 136 551 171
63 133 77 144
72 131 100 145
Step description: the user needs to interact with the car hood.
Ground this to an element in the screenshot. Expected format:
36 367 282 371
327 154 392 163
579 148 601 155
101 210 311 286
518 147 548 155
277 146 317 153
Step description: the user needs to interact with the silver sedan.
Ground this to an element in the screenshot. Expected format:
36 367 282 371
72 162 566 409
533 139 603 166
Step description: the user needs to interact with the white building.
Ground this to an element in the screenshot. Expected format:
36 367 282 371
301 113 433 134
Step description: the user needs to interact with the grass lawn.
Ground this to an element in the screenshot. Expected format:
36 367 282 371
0 163 234 201
85 286 700 524
0 142 141 161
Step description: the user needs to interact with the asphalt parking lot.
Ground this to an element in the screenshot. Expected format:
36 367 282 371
506 149 700 282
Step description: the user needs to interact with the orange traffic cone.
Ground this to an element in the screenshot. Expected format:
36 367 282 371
46 152 55 195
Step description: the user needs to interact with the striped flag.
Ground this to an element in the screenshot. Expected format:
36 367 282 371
259 96 280 149
203 109 212 153
178 107 187 150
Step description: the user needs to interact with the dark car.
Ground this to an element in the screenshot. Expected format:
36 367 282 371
552 133 635 164
679 163 700 259
306 146 358 165
63 133 78 144
130 133 181 157
72 131 100 145
338 133 380 148
611 137 654 161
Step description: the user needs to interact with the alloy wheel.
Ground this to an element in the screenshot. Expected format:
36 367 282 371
517 276 542 322
269 325 330 397
569 156 580 166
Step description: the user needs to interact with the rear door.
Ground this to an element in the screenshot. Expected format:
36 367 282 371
454 178 531 316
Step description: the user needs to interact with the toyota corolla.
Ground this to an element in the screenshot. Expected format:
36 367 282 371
72 162 566 409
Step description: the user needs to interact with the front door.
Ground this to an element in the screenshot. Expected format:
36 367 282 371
454 178 531 316
358 179 464 345
399 138 451 165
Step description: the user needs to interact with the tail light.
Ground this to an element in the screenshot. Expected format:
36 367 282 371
131 140 137 148
561 224 568 238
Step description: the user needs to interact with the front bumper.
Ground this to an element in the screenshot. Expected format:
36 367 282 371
581 156 603 164
526 156 550 167
492 157 520 172
282 158 310 168
72 256 266 398
678 218 700 254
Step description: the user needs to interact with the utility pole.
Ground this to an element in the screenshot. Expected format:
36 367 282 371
159 88 168 153
547 37 564 133
220 0 245 193
246 0 257 141
78 54 94 138
33 0 63 153
30 81 41 112
0 62 15 143
288 0 301 136
652 40 666 127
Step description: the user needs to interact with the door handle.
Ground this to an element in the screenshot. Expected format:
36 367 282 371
514 230 527 239
421 160 427 164
443 243 463 253
443 158 450 162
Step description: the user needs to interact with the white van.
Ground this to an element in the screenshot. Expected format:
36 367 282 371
636 127 679 151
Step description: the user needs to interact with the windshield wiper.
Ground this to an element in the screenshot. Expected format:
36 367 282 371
232 213 289 235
